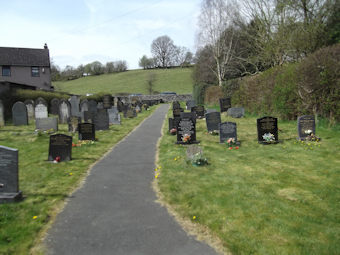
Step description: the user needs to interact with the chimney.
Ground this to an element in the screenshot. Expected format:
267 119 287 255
44 43 48 49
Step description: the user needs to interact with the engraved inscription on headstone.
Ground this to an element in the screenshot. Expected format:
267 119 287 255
176 117 198 144
48 134 72 161
205 112 221 132
0 145 22 203
35 103 48 119
78 123 95 141
12 101 28 126
257 116 278 144
297 115 316 140
219 122 237 144
35 117 58 131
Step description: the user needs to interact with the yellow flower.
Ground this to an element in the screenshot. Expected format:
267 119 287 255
33 216 37 220
174 158 177 161
193 216 196 220
69 172 73 176
154 168 158 171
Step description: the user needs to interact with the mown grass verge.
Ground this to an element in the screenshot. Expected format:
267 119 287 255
0 105 157 254
157 107 340 254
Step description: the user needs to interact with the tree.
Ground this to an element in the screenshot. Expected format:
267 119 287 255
90 61 104 75
50 61 61 81
146 72 157 94
139 55 149 69
151 35 176 68
105 62 115 73
173 46 193 67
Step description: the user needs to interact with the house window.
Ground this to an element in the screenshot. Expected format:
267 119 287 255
2 66 11 76
31 67 40 77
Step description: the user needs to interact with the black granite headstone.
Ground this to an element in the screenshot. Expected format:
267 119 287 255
168 117 180 131
36 117 58 131
257 116 278 144
195 105 205 119
205 112 221 132
94 109 109 130
78 123 95 141
297 115 316 140
12 101 28 126
176 115 199 144
0 145 22 203
180 112 196 124
219 122 237 144
219 98 231 112
48 134 72 161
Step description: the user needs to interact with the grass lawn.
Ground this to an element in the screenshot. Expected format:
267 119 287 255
53 68 194 95
157 108 340 254
0 106 157 254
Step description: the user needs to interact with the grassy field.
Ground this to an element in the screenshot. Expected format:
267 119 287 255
157 107 340 254
53 68 194 95
0 106 157 254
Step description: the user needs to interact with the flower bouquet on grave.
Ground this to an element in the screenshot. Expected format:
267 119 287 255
182 134 191 144
170 128 177 135
262 132 276 144
191 151 208 166
53 156 61 163
225 138 239 150
304 130 320 142
209 130 219 136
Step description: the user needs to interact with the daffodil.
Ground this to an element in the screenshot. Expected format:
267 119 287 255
32 216 37 220
193 216 196 220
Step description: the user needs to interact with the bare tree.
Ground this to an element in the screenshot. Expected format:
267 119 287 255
174 46 193 67
151 35 176 68
197 0 241 86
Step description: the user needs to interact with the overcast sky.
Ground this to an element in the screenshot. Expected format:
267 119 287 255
1 0 201 69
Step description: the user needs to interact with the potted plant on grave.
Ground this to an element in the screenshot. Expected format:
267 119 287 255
304 130 321 142
182 134 191 144
191 152 208 166
262 133 275 144
225 138 239 150
209 130 219 136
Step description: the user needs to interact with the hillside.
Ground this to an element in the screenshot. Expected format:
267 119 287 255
53 67 194 95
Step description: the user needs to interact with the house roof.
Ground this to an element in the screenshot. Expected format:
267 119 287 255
0 46 50 67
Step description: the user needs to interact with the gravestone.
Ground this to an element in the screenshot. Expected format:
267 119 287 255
117 100 124 112
195 105 205 119
78 123 95 141
172 101 180 110
227 107 245 118
135 105 141 113
58 100 71 124
24 99 35 121
180 112 196 124
88 100 98 114
102 95 113 109
219 98 231 112
168 117 180 131
297 115 316 140
0 100 4 126
108 107 121 125
186 100 196 110
97 102 104 109
219 122 238 144
124 108 136 118
257 116 278 144
186 145 203 161
206 109 218 114
12 101 28 126
83 111 96 123
0 145 22 203
69 95 80 117
50 98 60 115
176 114 199 144
35 117 58 131
94 109 109 130
35 103 48 119
205 112 221 132
35 97 47 107
173 108 183 118
80 99 89 121
68 116 81 133
48 134 72 161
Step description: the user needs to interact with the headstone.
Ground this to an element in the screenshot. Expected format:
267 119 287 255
48 134 72 161
297 115 316 140
102 95 113 109
0 145 22 203
12 101 28 126
135 105 141 113
195 105 205 119
186 100 196 110
50 98 60 115
24 99 35 121
68 116 81 133
35 117 58 131
35 97 47 107
88 100 98 113
186 145 203 161
176 114 199 144
219 98 231 112
78 123 95 141
0 100 4 126
58 100 71 124
169 117 180 131
117 100 124 112
206 109 218 114
35 103 48 119
97 102 104 110
205 112 221 132
257 116 278 144
173 108 183 118
227 107 245 118
80 99 89 121
180 112 196 124
219 122 237 144
94 109 109 130
108 107 121 125
69 95 80 117
124 108 136 118
172 101 180 110
83 111 96 123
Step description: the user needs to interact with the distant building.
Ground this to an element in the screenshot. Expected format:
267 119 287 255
0 44 53 92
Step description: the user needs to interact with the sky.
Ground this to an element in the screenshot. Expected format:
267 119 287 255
1 0 201 70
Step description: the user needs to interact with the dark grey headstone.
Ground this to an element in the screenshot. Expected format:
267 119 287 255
0 145 22 203
94 109 109 130
173 108 184 118
12 101 28 126
124 108 136 118
219 122 237 143
219 98 231 112
169 117 180 131
35 103 48 119
78 123 95 141
35 117 58 131
80 99 89 121
176 114 199 144
186 100 196 110
35 97 47 107
48 134 72 161
102 95 113 109
257 116 278 144
68 116 81 133
172 101 180 110
50 98 60 115
83 111 96 123
227 107 245 118
24 99 35 121
205 112 221 132
58 100 71 124
180 112 196 124
97 102 104 110
0 100 4 126
88 100 98 113
108 107 121 125
195 106 205 119
69 96 80 117
298 115 315 140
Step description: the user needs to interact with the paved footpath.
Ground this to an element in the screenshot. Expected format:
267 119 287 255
45 104 218 255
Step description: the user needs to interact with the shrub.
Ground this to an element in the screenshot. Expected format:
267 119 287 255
204 86 223 105
193 83 208 105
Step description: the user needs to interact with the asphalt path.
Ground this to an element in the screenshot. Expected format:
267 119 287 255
45 104 218 255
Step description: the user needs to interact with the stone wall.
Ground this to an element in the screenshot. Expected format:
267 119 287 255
118 94 192 102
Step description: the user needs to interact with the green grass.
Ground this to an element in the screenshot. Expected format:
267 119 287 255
53 68 194 95
0 106 157 254
157 109 340 254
